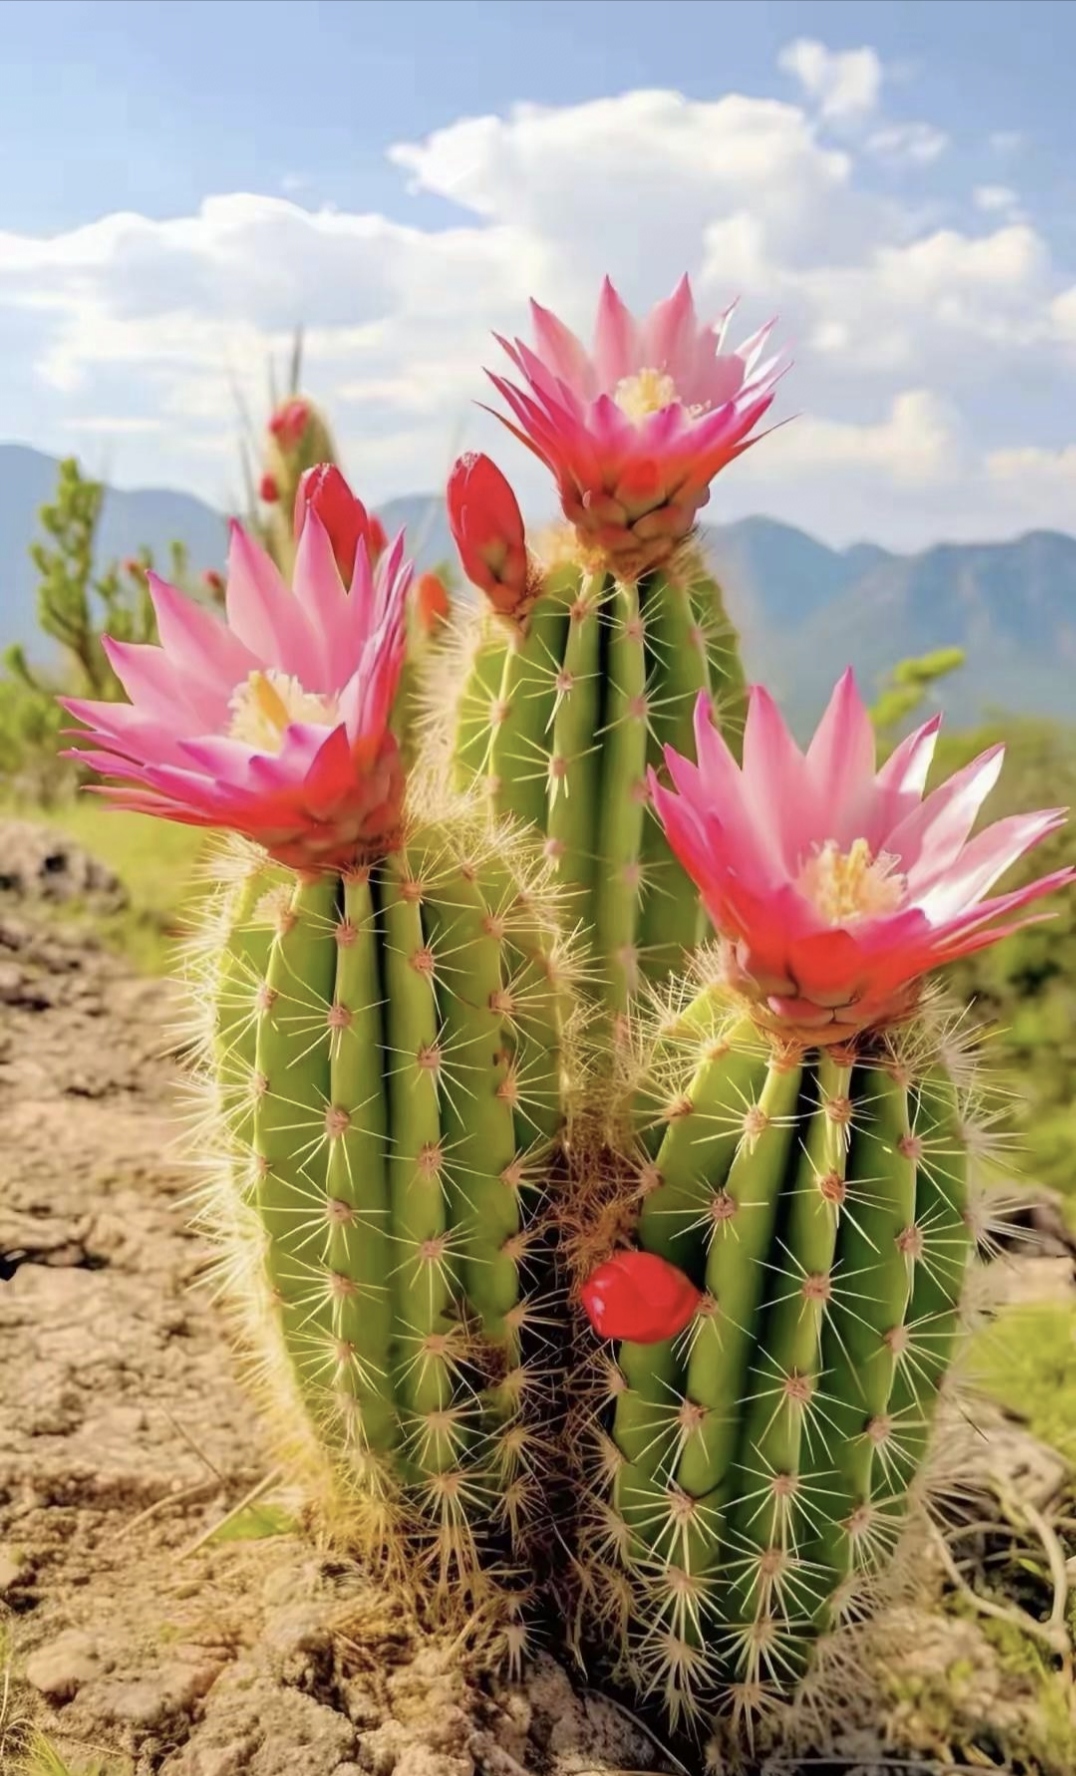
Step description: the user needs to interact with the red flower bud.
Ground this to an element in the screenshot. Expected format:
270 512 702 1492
294 464 374 583
447 453 529 616
414 571 450 635
268 397 311 453
259 472 280 505
581 1250 702 1344
202 568 225 597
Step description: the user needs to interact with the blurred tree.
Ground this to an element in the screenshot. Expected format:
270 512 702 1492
0 459 198 803
869 647 966 740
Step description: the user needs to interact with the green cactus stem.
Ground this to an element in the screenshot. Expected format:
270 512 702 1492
189 803 576 1629
451 539 749 1013
570 986 979 1730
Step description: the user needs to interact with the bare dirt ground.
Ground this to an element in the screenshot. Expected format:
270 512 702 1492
1 837 1074 1776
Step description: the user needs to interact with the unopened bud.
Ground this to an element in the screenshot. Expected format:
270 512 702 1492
447 452 529 616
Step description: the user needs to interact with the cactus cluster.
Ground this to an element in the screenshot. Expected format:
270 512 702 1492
63 273 1075 1750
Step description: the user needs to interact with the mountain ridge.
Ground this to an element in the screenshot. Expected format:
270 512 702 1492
1 443 1073 728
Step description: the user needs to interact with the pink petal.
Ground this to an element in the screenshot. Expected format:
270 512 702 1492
916 808 1068 920
291 509 348 689
804 668 877 839
740 685 814 872
867 714 942 846
888 744 1006 878
147 573 259 693
593 277 639 390
640 275 698 383
528 301 595 397
225 522 325 688
101 636 222 731
61 696 199 768
925 865 1076 953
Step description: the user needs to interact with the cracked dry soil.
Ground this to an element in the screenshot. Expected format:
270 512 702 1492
1 868 1074 1776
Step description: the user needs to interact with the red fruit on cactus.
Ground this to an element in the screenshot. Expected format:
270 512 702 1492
268 397 311 452
581 1250 702 1344
447 452 530 616
414 571 450 635
259 473 280 505
294 464 376 584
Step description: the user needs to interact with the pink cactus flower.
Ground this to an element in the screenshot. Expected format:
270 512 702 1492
62 517 413 870
488 275 785 579
651 671 1075 1041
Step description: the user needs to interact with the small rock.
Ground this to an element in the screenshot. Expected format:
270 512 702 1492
98 1659 224 1728
394 1749 473 1776
0 821 126 909
24 1628 101 1701
175 1744 257 1776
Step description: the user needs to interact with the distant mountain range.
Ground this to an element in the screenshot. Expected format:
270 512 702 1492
1 443 1073 729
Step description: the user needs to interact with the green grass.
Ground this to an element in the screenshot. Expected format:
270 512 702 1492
2 798 208 974
967 1301 1076 1462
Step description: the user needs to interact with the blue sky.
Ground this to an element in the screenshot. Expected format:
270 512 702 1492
2 0 1076 547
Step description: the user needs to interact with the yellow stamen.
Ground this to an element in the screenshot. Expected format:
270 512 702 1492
797 837 906 925
250 671 291 733
613 365 709 424
614 366 680 421
228 669 337 753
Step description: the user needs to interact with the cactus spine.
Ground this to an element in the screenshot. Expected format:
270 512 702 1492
566 978 979 1731
191 801 576 1629
452 540 747 1011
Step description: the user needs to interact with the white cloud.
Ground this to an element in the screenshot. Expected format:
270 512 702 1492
866 122 949 167
62 415 164 434
974 184 1020 214
778 38 883 119
0 83 1073 548
985 444 1076 532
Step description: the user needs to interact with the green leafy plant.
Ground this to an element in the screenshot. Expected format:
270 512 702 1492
870 647 966 740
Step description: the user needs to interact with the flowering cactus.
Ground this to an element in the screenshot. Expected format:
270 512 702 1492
564 672 1074 1733
489 275 784 582
55 274 1076 1753
65 509 577 1638
448 277 775 1014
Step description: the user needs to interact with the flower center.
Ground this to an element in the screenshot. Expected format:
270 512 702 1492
228 670 337 753
797 837 906 925
613 366 680 421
